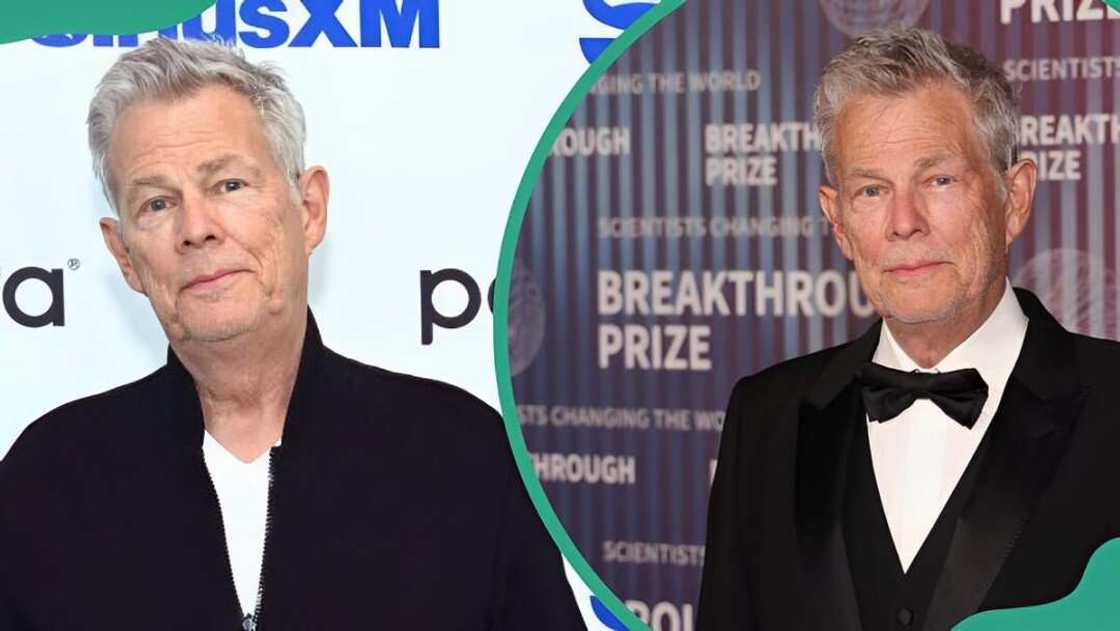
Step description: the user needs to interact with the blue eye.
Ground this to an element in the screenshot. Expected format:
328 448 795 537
145 198 169 212
221 180 245 192
861 185 881 198
933 175 953 186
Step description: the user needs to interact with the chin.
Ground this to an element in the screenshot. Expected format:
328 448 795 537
176 307 261 343
886 308 955 326
880 292 965 325
184 323 254 343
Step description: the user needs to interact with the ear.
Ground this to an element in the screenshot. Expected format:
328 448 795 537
818 184 854 260
1002 158 1036 248
99 217 146 295
297 166 329 255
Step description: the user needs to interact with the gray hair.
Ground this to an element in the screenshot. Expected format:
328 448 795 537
88 37 306 212
813 26 1018 186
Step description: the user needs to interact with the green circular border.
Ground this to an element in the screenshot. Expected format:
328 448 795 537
491 2 686 629
493 2 1120 629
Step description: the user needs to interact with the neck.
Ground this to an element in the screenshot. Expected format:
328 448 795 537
174 308 307 462
884 283 1006 369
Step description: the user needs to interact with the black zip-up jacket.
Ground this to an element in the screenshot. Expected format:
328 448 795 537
0 313 584 629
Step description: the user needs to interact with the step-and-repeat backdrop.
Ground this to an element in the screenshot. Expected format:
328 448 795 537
513 1 1120 628
0 1 660 627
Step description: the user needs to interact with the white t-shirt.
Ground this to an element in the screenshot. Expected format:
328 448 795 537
202 431 273 616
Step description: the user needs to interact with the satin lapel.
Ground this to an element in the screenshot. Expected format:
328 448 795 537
796 385 864 631
925 289 1087 631
794 321 880 630
797 320 882 631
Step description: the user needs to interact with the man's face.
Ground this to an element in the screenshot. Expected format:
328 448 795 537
818 81 1033 328
100 84 327 344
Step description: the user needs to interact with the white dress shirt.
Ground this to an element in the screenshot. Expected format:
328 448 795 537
202 431 275 616
867 282 1028 572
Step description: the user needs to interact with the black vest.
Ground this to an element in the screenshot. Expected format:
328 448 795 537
843 419 995 631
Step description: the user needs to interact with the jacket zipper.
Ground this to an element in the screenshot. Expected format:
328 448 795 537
249 448 276 630
201 456 244 629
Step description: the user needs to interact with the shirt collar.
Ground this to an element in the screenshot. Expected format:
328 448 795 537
874 281 1029 387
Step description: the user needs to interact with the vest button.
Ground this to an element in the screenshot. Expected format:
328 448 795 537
896 607 914 626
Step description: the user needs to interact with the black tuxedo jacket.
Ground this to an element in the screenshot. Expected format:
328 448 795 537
697 288 1120 630
1 312 584 630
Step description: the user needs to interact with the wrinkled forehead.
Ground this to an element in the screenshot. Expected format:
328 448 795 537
106 85 270 194
832 83 986 175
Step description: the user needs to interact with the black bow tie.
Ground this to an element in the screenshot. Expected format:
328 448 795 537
855 362 989 428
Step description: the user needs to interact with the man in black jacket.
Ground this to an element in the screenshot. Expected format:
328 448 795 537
0 38 583 630
698 26 1120 631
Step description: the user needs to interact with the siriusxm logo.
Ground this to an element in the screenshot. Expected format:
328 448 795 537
34 0 439 48
580 0 656 62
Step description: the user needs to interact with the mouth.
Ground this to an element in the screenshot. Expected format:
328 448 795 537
884 261 945 278
183 269 243 291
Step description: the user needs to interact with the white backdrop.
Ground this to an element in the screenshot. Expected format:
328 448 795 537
0 1 638 627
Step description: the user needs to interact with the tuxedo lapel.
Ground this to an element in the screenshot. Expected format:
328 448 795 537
795 388 864 630
923 289 1087 631
795 321 881 631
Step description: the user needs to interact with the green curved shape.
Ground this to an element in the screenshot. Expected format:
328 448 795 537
1106 0 1120 12
0 0 214 44
492 1 686 629
955 537 1120 630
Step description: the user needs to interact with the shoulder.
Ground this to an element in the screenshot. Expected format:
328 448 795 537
321 347 497 419
316 346 506 446
0 367 164 493
718 338 864 460
3 369 162 462
1070 331 1120 385
312 348 520 500
1015 287 1120 383
728 340 854 410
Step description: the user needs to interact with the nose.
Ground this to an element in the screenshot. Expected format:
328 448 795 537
885 187 928 241
174 191 223 252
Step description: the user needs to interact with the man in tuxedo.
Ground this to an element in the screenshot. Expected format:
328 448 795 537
698 26 1120 631
0 38 583 629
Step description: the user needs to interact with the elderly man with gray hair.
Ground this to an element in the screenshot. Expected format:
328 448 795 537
698 26 1120 631
0 38 583 630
